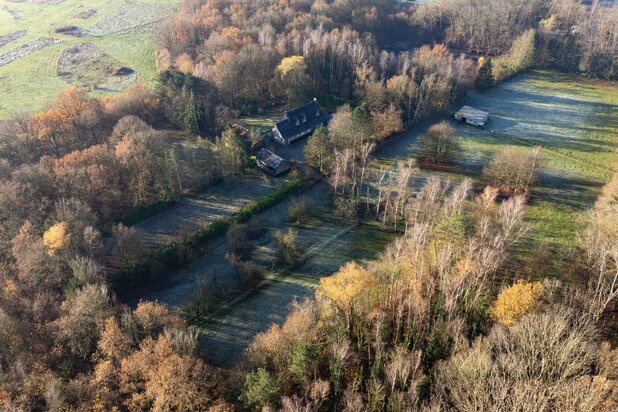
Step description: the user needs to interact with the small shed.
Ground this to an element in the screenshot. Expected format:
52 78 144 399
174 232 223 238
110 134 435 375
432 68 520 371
256 149 291 176
455 106 489 127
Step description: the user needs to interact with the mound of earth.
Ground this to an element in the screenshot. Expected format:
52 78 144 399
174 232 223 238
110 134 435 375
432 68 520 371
56 42 137 91
86 3 177 35
54 26 82 36
75 8 96 19
109 66 134 76
0 37 63 67
0 30 26 48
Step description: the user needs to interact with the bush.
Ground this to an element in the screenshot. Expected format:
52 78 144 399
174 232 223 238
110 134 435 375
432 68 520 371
274 229 303 266
334 195 361 222
415 122 461 166
184 280 217 324
288 197 310 223
227 222 252 258
240 368 281 410
490 279 544 326
483 147 545 197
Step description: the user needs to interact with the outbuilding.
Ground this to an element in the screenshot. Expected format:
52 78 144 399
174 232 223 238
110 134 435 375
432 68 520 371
455 106 489 127
256 149 291 176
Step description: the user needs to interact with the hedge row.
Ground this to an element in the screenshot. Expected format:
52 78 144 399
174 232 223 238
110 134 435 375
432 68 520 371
110 178 307 291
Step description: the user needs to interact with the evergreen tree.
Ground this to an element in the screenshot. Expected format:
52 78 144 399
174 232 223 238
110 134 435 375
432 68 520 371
217 128 247 175
475 57 495 90
183 91 199 134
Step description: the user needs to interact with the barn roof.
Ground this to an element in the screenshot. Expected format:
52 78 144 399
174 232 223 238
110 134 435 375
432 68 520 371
455 106 489 124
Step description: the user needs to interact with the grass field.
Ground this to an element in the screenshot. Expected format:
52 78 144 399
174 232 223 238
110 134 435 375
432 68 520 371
376 69 618 278
123 70 618 366
0 0 178 117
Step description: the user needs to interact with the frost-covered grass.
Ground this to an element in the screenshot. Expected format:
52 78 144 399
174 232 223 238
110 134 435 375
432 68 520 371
128 70 618 366
0 0 178 117
432 70 618 277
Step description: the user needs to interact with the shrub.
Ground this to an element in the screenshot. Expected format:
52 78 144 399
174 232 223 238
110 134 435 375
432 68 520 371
239 368 281 410
490 279 544 326
415 122 461 166
483 147 545 197
43 222 71 256
226 222 251 257
274 229 303 266
184 280 214 324
288 197 309 223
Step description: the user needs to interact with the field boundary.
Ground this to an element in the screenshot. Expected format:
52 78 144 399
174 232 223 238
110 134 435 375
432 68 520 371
200 224 357 323
111 177 314 292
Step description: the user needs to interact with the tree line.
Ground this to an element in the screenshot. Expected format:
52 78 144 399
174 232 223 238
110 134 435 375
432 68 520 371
236 172 618 410
415 0 618 80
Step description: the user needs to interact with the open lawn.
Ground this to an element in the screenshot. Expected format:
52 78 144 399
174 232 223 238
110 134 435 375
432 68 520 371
452 70 618 276
0 0 178 117
376 69 618 277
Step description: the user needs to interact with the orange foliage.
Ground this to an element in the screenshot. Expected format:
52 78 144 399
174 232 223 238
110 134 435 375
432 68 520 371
318 261 377 321
176 53 195 74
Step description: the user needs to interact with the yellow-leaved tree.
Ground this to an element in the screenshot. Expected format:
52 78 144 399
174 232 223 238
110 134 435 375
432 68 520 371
273 55 311 105
43 222 71 256
490 279 544 326
318 261 377 332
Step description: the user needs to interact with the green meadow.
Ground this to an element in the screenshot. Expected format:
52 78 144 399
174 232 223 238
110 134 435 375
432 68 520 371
0 0 178 117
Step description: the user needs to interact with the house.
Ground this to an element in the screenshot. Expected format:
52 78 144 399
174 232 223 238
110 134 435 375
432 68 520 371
455 106 489 127
256 149 291 176
272 99 328 145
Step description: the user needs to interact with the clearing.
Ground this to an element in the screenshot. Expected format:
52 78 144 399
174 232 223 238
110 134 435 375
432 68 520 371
134 172 285 249
56 42 137 90
125 70 618 367
0 0 178 117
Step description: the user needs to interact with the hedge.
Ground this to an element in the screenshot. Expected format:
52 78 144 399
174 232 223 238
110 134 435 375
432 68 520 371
111 178 307 291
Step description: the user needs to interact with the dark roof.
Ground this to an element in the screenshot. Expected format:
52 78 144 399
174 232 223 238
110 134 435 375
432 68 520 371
274 100 327 140
257 149 288 170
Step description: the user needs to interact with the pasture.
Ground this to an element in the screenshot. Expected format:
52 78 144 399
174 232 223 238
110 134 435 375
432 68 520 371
0 0 178 117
